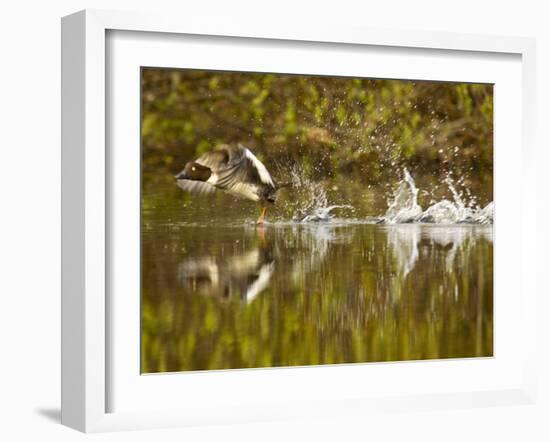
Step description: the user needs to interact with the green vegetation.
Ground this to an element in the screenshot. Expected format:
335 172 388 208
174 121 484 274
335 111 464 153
142 68 493 191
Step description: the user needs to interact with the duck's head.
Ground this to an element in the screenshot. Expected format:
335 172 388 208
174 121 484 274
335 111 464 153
175 161 212 182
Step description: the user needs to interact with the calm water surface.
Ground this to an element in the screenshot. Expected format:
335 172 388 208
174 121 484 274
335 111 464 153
141 185 493 373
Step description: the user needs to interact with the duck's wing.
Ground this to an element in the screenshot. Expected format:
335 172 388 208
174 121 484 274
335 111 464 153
197 145 273 182
176 179 217 196
195 149 231 171
200 145 274 197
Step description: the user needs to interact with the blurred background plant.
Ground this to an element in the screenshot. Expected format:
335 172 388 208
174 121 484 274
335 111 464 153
141 68 493 204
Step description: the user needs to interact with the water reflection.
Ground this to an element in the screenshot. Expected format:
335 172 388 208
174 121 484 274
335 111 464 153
177 242 275 304
142 222 493 373
176 224 352 303
388 224 493 275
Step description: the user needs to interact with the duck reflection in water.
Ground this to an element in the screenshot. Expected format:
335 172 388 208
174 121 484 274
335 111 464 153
177 228 275 304
175 224 351 304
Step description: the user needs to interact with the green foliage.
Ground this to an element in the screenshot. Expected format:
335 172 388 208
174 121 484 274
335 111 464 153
141 69 493 187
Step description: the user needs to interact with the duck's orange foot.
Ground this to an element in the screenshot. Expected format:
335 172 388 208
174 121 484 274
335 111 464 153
256 206 267 225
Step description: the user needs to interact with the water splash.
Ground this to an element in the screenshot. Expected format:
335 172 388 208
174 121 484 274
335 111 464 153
283 165 353 222
383 168 423 223
383 168 493 225
275 164 491 226
294 205 353 222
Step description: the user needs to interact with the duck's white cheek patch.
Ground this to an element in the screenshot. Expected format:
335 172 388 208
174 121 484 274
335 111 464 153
245 148 274 186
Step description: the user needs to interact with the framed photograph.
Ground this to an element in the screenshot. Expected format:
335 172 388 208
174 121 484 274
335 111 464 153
61 9 537 432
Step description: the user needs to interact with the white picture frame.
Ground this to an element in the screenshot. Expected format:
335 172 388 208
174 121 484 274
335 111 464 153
61 9 537 433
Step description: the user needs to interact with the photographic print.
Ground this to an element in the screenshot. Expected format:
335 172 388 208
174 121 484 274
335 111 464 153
141 68 493 373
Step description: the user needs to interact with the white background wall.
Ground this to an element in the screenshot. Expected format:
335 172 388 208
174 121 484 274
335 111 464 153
0 1 547 440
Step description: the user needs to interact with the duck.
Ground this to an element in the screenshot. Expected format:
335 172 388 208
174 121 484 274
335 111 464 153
175 144 282 224
177 247 275 304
